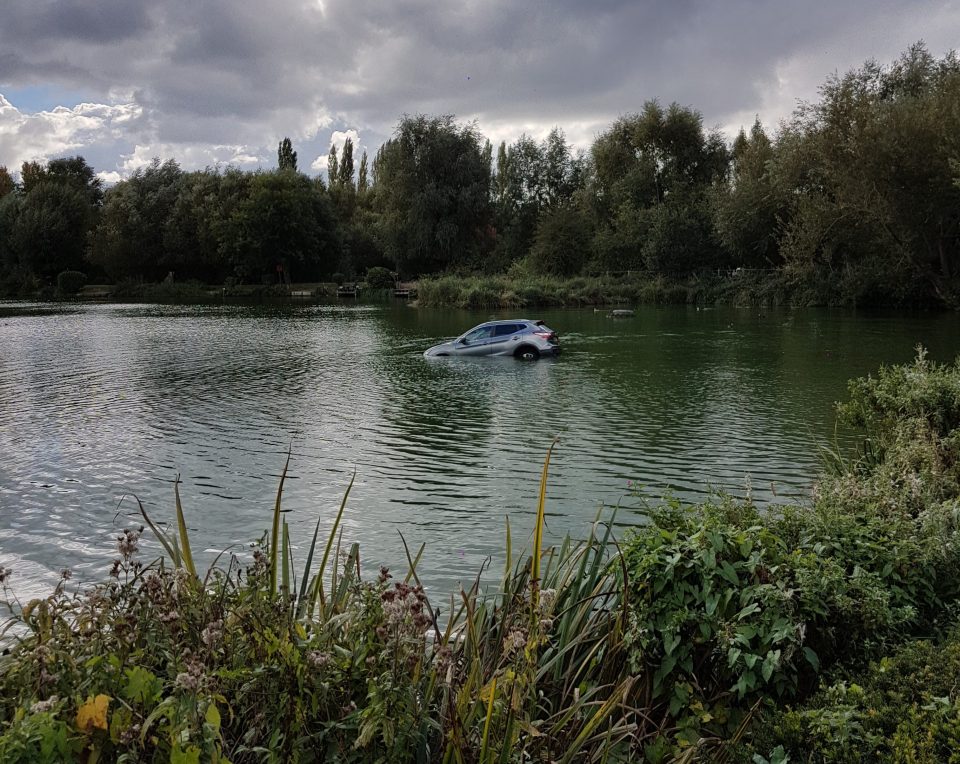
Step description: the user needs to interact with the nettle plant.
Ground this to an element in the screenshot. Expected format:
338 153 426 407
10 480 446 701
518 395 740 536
621 498 810 745
618 350 960 756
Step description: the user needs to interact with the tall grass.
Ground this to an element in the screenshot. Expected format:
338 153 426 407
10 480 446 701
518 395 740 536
414 272 790 309
0 445 659 762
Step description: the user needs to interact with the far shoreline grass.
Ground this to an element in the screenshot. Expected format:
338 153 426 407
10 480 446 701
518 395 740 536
4 268 953 310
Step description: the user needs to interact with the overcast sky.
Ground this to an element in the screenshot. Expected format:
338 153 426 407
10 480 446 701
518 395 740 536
1 0 957 183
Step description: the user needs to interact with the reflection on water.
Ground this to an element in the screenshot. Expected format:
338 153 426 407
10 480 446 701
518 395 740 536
2 301 960 597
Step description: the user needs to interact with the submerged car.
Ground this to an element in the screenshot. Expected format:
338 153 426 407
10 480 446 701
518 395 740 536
424 319 560 360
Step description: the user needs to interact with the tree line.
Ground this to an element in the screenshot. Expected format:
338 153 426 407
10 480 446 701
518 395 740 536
1 43 958 305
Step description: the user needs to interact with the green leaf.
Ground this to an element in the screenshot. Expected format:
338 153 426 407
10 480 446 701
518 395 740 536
122 666 162 705
719 561 740 584
705 591 719 616
663 631 680 656
205 702 221 731
171 744 202 764
761 654 775 682
653 654 677 690
803 646 820 672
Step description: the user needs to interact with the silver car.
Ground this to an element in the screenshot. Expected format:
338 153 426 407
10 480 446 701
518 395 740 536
424 319 560 360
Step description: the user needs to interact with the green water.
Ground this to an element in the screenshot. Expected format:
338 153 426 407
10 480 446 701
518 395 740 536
1 301 959 596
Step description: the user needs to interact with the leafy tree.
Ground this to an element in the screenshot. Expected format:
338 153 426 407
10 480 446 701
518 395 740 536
373 114 492 274
529 203 593 276
12 182 92 279
640 192 722 273
0 194 22 277
330 138 357 221
226 170 340 283
712 119 785 266
590 101 729 273
0 167 15 198
357 151 369 193
46 156 104 206
337 138 355 189
162 167 253 283
19 161 46 195
88 159 184 280
775 43 960 303
327 145 338 187
277 138 298 172
493 128 583 269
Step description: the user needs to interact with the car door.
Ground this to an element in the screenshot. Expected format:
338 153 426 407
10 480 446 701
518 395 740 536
487 323 522 355
456 325 496 356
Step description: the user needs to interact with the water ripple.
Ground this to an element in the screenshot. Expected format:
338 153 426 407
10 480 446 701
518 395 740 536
2 302 960 594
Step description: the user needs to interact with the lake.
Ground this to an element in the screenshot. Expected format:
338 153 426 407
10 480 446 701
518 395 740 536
2 301 959 599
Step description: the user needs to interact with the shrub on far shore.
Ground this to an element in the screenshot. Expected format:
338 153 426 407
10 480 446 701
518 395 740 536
55 271 87 296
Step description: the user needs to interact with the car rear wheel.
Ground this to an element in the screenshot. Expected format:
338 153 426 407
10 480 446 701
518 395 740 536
515 345 540 360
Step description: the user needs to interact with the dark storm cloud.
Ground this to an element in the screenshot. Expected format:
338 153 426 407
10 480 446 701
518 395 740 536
1 0 152 44
0 0 957 174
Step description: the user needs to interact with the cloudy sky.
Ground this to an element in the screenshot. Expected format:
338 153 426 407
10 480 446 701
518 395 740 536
0 0 957 183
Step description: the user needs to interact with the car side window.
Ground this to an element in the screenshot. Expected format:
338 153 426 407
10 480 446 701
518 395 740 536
493 324 520 337
464 326 494 342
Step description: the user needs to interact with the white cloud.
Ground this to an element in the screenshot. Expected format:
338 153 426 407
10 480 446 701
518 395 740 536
119 142 265 173
96 170 122 184
0 94 143 169
310 154 328 171
329 129 359 153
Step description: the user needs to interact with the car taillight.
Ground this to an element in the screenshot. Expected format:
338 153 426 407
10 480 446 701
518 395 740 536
534 331 556 340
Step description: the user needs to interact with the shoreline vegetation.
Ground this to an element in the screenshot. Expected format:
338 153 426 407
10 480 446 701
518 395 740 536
3 351 960 762
2 43 959 310
10 268 921 310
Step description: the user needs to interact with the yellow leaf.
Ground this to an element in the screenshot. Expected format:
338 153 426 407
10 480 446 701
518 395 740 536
76 694 111 732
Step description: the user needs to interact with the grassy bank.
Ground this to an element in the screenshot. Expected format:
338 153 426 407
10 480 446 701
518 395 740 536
2 352 960 761
414 270 858 310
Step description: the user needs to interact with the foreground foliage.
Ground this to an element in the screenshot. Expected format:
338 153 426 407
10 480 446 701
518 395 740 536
3 351 960 761
0 449 645 762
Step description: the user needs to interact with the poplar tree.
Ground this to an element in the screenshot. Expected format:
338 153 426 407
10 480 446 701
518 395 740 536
338 138 355 189
357 151 368 193
327 145 339 187
277 138 298 172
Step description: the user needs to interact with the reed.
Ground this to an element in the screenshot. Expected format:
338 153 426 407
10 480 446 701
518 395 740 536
0 444 654 762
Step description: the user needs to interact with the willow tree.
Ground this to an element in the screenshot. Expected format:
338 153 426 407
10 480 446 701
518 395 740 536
372 114 492 274
775 43 960 304
590 101 728 273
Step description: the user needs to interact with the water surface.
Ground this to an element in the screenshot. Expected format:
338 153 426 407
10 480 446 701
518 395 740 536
2 302 959 598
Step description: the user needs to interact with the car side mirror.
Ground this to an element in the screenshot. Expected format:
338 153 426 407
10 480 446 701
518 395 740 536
459 337 469 345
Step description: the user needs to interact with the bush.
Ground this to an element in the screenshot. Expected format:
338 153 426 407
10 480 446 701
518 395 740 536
620 350 960 753
55 270 87 296
751 625 960 762
365 266 395 290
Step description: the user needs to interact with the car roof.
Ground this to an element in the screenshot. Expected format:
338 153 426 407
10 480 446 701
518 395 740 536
478 319 537 325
